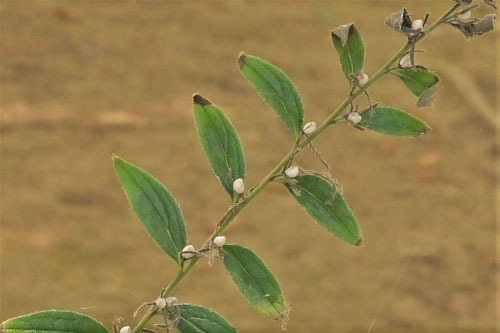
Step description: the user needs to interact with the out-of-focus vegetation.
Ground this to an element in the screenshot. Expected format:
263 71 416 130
1 1 497 331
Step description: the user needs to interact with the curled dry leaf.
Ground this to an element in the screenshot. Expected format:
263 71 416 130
448 14 496 39
385 8 420 36
331 23 353 45
475 14 496 34
417 85 439 108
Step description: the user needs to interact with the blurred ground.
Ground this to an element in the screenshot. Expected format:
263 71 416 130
1 1 498 332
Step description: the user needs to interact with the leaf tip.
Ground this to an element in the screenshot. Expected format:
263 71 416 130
193 93 211 106
111 154 123 166
418 126 432 137
355 238 363 246
238 52 247 69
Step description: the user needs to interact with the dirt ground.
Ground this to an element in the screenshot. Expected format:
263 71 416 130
1 1 498 332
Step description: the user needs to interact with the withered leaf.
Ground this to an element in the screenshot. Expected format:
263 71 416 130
448 14 496 39
474 14 496 35
417 85 438 108
449 21 476 38
385 8 416 36
332 23 353 45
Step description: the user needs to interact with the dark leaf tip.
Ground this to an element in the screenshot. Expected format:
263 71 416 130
238 52 247 69
331 23 354 45
355 238 363 246
193 94 211 106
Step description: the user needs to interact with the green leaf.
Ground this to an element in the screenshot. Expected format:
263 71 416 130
177 304 237 333
113 156 186 263
238 53 304 138
331 23 365 81
222 244 287 318
193 94 245 201
1 310 108 333
392 68 439 96
283 173 362 245
357 106 430 137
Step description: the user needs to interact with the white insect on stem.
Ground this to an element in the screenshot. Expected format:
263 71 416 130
232 178 245 194
356 73 369 86
398 53 413 68
285 166 299 178
456 10 472 21
181 245 196 260
302 121 317 135
119 326 132 333
347 112 362 124
155 297 167 310
166 297 178 308
411 19 424 30
213 235 226 247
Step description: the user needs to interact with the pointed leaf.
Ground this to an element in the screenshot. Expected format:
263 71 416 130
392 68 439 97
357 106 430 137
238 53 304 138
113 156 186 263
1 310 108 333
331 23 365 80
283 173 362 245
222 244 287 319
193 94 245 201
177 304 237 333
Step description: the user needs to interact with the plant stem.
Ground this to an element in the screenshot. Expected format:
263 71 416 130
131 4 460 332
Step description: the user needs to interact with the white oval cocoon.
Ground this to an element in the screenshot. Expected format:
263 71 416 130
399 53 413 68
412 19 424 30
155 297 167 309
347 112 362 124
285 166 299 178
181 245 196 259
357 73 369 86
120 326 132 333
303 121 317 134
457 11 472 21
166 296 178 307
232 178 245 194
213 235 226 247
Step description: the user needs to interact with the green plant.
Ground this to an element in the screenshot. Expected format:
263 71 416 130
2 1 495 332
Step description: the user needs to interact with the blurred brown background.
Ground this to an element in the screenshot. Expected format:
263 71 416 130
1 1 498 332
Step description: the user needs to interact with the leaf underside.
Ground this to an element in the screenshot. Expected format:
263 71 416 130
392 68 440 107
223 244 287 318
358 106 431 137
283 173 362 245
113 156 187 263
1 310 108 333
177 304 237 333
239 53 304 138
193 94 246 201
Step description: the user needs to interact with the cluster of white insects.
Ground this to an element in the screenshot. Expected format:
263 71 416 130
115 297 179 333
